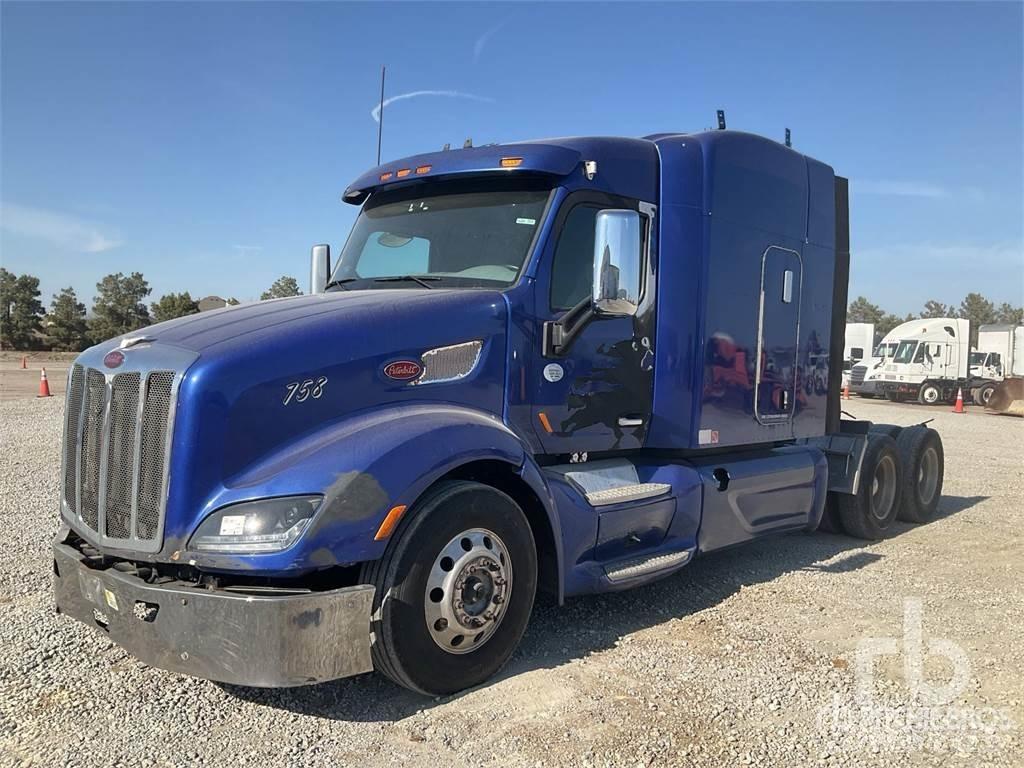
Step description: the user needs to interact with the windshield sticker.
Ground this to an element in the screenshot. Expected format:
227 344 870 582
516 217 536 225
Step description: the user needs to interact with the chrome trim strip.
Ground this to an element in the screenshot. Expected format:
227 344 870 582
95 378 113 539
753 245 804 426
129 373 146 542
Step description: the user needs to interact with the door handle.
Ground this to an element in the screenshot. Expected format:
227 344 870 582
617 416 644 427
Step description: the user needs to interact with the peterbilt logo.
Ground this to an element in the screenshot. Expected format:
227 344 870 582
383 360 422 381
103 350 125 368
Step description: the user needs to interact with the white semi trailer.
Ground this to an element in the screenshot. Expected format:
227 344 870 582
971 324 1024 406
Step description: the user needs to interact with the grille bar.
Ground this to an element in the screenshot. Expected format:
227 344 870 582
61 362 179 552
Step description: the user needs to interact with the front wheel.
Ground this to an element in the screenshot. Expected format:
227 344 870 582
361 480 537 695
976 382 996 407
918 383 942 405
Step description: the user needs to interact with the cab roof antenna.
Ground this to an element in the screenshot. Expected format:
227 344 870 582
716 110 726 130
785 128 792 148
375 65 386 165
442 142 451 151
463 137 473 148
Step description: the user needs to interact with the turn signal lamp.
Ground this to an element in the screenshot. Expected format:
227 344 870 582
500 156 524 168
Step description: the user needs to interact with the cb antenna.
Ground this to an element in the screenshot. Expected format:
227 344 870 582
376 65 386 165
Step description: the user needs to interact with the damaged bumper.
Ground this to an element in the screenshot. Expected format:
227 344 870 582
52 540 375 688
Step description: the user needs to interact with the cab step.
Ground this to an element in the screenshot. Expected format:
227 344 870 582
584 483 671 506
550 459 671 507
605 549 691 583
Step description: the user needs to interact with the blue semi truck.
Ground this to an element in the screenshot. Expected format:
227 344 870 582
53 128 946 695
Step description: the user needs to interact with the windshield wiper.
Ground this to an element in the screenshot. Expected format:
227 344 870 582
373 275 442 289
324 278 359 291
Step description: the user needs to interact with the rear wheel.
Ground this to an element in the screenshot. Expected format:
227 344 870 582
361 480 537 695
838 434 903 540
976 382 996 407
895 426 944 523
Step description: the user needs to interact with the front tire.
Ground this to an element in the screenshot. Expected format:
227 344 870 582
361 480 537 695
976 382 996 407
838 434 903 539
918 382 942 405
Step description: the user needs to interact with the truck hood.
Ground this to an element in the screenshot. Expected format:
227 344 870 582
137 289 502 355
103 289 511 530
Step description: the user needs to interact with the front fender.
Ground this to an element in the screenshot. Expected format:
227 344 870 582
185 404 554 576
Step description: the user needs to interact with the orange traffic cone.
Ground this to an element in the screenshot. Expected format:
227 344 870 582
20 356 27 369
37 368 52 398
843 383 851 400
952 387 965 414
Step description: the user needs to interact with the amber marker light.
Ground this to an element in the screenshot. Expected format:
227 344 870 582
537 412 553 433
415 165 432 175
500 157 524 168
379 172 393 181
396 168 412 178
374 505 408 541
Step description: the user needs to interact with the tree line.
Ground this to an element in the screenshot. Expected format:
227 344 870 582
0 269 302 351
848 293 1023 346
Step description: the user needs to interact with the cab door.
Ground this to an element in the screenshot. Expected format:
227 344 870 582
755 246 802 425
528 194 656 455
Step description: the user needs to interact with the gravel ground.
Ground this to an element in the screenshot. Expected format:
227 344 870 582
1 397 1021 767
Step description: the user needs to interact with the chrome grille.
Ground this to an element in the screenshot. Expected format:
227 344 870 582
61 363 178 552
850 364 867 386
104 373 141 539
137 372 174 540
62 365 85 517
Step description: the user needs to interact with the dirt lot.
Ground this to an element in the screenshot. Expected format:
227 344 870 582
0 353 75 401
0 396 1021 768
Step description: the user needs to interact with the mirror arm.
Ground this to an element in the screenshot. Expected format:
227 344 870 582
543 296 595 357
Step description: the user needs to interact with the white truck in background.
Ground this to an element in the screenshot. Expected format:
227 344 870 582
971 324 1024 408
875 318 1019 406
848 319 923 398
842 323 874 388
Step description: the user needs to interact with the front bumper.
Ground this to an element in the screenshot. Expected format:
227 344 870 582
851 379 878 394
52 540 375 687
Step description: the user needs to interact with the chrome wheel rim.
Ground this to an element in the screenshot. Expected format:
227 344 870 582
870 455 897 521
424 528 512 654
922 387 939 404
918 446 939 505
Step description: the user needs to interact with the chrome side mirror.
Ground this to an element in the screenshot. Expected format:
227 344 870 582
592 209 641 316
310 244 331 294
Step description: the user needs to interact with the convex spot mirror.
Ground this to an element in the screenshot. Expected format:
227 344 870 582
592 209 641 317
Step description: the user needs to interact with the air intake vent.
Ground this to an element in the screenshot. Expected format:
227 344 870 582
412 340 483 385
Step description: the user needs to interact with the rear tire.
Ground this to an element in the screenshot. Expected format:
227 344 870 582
838 434 903 540
361 480 537 695
817 492 844 534
895 426 944 523
976 382 996 407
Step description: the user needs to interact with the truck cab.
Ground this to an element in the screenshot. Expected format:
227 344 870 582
52 130 942 695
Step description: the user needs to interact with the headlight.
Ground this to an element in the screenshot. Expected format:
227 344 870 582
189 496 322 553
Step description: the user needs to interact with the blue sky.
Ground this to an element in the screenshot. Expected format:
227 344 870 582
1 1 1022 313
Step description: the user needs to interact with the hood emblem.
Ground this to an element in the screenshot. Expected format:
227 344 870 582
383 360 422 381
103 350 125 369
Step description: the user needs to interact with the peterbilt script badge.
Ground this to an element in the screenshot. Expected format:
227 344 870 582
103 350 125 368
383 360 422 381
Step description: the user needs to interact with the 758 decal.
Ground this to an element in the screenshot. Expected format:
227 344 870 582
283 376 327 405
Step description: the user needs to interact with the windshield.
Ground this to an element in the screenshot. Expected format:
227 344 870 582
873 342 897 358
893 340 918 364
330 187 550 289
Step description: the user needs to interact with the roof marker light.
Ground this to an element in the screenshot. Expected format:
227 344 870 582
379 172 393 181
500 156 523 168
396 168 412 178
415 164 432 175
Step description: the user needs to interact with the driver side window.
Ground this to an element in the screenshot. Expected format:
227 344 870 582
550 206 599 311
